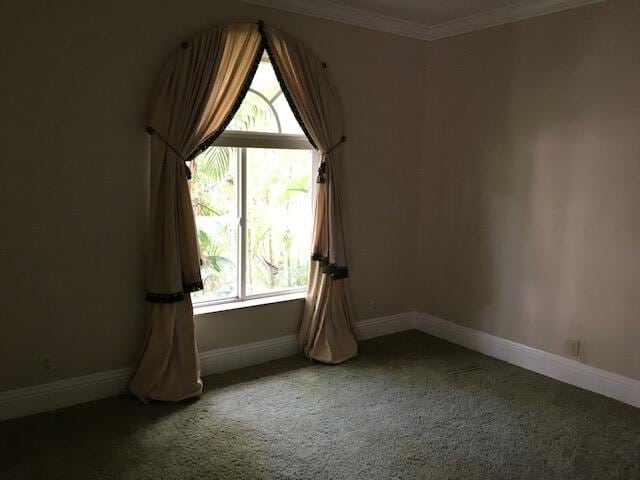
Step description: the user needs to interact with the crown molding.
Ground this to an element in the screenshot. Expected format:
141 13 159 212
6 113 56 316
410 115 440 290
238 0 606 41
239 0 431 40
427 0 606 41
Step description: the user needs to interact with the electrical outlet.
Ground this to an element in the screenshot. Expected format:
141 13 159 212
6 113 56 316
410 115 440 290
370 301 378 312
566 340 582 359
41 356 54 373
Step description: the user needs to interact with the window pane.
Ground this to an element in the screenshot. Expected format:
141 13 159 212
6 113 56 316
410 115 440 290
227 91 278 133
251 53 281 101
225 52 304 135
190 147 239 301
272 95 304 135
246 148 313 295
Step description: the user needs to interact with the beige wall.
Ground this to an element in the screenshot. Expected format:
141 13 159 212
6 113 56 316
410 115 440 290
3 0 639 394
418 0 640 380
0 0 424 391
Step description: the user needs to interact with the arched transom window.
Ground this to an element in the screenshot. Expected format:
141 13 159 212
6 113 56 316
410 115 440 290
227 51 304 135
190 52 316 306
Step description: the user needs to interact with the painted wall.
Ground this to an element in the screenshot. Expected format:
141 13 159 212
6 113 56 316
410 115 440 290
418 0 640 380
0 0 424 390
4 0 639 394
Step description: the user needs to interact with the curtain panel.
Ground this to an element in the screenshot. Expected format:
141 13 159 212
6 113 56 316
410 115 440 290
130 22 357 403
263 26 358 364
129 23 262 403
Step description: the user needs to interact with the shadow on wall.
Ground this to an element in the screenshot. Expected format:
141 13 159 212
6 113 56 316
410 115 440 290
476 12 606 351
417 4 636 364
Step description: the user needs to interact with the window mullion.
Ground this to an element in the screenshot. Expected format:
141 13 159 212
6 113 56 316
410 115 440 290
239 147 248 300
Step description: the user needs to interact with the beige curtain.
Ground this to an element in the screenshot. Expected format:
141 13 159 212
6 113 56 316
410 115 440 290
263 26 357 364
129 23 262 402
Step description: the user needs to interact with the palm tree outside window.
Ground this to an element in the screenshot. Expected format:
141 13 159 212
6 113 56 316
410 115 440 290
189 52 317 306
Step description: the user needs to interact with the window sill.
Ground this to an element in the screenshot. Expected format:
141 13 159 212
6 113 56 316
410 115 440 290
193 291 307 316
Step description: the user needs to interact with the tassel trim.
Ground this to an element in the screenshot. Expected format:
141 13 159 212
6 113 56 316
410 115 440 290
311 253 349 279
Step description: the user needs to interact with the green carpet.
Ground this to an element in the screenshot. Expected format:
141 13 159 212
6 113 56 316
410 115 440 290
1 331 639 479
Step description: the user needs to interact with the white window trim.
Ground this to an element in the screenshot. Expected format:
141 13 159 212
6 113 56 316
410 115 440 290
192 130 318 311
215 130 313 150
194 290 307 316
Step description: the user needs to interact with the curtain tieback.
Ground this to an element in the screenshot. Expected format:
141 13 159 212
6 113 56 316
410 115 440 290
317 135 346 183
146 126 192 180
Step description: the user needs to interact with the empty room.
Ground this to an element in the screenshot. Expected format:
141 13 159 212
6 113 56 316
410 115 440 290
1 0 639 478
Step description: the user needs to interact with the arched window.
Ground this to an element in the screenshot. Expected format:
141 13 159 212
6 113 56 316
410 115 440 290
131 23 355 404
189 52 317 305
227 51 305 135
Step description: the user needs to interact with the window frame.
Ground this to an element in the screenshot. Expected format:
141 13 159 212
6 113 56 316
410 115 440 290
191 130 318 310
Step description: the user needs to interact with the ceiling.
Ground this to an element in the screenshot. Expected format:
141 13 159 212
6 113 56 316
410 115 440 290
240 0 606 40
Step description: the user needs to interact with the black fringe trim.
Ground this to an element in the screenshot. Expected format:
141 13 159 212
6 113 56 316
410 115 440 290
146 291 185 303
311 253 349 279
186 41 266 162
146 280 204 303
259 24 318 150
184 280 205 293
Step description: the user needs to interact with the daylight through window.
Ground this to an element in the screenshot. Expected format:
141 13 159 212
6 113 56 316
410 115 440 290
190 52 316 306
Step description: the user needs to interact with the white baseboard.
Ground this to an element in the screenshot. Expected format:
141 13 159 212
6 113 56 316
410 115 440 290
5 311 636 422
354 312 413 340
413 312 640 409
199 334 299 377
0 368 132 423
0 314 411 422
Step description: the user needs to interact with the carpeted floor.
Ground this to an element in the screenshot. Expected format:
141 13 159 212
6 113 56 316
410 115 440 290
1 331 639 479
